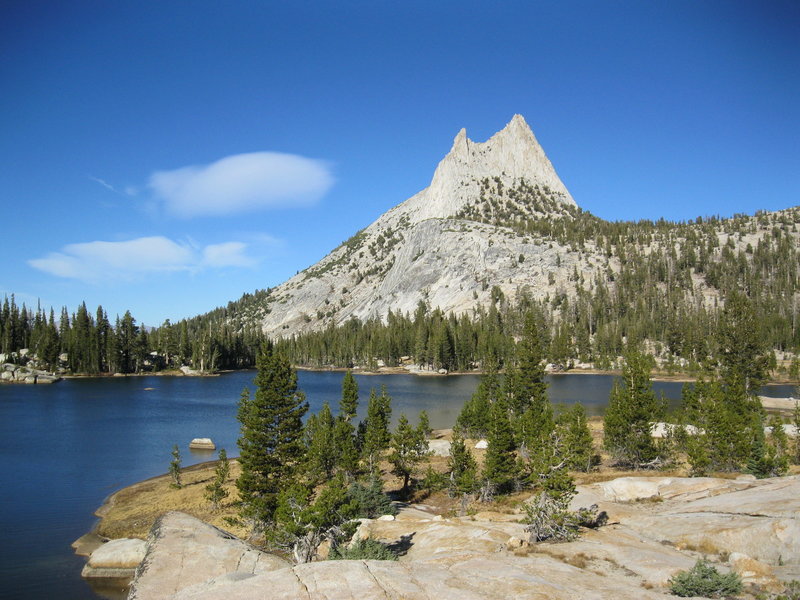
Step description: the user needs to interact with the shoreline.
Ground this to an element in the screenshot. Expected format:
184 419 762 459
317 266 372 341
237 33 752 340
296 364 798 385
48 364 799 386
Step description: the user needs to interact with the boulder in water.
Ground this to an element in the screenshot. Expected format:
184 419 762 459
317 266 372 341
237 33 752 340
189 438 215 450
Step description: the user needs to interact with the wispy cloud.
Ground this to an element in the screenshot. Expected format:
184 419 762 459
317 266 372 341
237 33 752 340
89 176 137 196
148 151 334 218
28 236 257 283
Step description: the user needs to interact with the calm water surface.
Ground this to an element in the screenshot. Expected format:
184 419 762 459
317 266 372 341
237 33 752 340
0 371 794 599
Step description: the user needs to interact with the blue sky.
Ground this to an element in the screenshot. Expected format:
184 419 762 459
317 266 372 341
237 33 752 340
1 1 798 325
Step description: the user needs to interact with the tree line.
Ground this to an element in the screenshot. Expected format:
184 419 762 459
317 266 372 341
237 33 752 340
0 296 267 374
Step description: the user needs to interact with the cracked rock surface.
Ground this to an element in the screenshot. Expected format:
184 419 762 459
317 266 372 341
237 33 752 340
128 475 800 599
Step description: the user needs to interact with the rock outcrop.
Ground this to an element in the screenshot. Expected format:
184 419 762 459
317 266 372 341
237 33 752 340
128 512 289 600
0 363 60 384
188 438 216 450
82 538 147 579
126 475 800 599
230 115 591 339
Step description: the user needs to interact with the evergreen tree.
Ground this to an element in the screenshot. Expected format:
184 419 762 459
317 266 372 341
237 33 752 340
456 362 498 438
333 418 360 478
558 403 596 472
236 343 308 526
339 370 359 420
482 398 517 496
304 402 336 482
274 475 358 563
746 423 788 479
361 387 392 472
768 414 790 464
204 449 230 510
603 351 665 468
523 431 579 542
507 311 552 448
388 414 429 494
794 400 800 465
169 444 182 489
717 291 769 397
418 410 431 440
346 476 396 518
333 371 360 477
116 311 139 373
448 431 478 495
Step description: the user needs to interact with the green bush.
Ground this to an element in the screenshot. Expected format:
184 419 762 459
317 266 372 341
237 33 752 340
328 538 397 561
347 478 397 518
668 560 742 598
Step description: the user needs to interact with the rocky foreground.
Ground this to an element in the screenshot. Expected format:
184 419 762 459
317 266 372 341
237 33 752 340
117 474 800 599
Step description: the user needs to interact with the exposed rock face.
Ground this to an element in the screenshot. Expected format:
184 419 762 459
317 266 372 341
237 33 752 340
0 363 60 384
426 439 451 457
81 538 146 579
128 512 289 600
127 475 800 599
235 115 590 339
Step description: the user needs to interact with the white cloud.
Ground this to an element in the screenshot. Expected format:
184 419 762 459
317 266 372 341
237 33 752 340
28 236 257 283
202 242 255 268
148 152 334 218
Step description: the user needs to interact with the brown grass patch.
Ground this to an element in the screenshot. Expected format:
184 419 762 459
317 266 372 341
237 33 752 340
95 460 246 540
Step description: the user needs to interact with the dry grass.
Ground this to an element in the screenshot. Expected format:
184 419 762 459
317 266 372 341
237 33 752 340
95 460 246 540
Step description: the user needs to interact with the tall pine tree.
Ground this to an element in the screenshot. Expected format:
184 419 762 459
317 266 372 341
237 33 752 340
236 343 308 526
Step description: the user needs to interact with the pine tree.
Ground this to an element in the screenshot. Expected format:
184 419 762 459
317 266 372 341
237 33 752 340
204 449 230 510
794 400 800 465
717 292 769 397
340 370 358 420
456 362 498 438
418 410 431 439
558 403 596 472
169 444 182 489
361 387 392 472
603 351 665 468
334 371 360 477
305 402 336 482
274 474 359 563
482 398 517 496
507 311 552 448
746 422 788 479
236 343 308 525
448 431 478 495
522 428 586 542
388 414 429 494
769 415 792 475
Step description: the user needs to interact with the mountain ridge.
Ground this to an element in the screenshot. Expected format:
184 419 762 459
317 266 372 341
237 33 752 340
213 116 799 366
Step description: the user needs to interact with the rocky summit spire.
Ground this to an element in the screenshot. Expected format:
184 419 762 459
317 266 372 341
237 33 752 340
246 114 583 338
391 115 576 225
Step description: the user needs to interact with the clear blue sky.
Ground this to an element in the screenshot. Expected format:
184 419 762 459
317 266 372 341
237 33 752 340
1 1 798 325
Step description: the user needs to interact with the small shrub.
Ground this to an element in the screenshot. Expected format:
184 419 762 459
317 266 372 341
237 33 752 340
776 580 800 600
169 444 182 489
668 560 742 598
329 539 397 561
524 494 605 542
347 478 397 518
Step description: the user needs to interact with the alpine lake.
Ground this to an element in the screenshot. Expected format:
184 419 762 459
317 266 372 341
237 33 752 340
0 370 795 600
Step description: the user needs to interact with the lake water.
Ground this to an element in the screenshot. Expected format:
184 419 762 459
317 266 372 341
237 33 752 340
0 370 794 600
